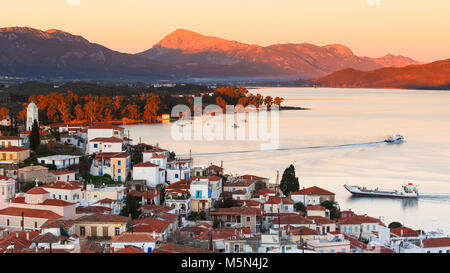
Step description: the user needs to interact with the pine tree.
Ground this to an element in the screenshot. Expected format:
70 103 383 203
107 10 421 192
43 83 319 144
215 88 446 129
29 120 40 151
279 164 300 196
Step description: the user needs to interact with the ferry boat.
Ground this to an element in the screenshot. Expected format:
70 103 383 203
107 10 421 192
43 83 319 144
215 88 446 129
344 183 419 198
384 134 404 144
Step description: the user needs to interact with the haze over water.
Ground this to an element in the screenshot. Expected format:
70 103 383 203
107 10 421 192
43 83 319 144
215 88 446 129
124 87 450 234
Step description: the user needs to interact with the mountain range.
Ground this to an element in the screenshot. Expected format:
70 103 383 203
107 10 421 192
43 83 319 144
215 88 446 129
0 27 424 82
311 59 450 89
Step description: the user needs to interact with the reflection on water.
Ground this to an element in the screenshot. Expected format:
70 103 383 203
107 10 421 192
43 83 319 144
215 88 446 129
123 87 450 234
346 196 419 209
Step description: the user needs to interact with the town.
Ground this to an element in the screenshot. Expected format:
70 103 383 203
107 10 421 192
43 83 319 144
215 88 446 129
0 102 448 254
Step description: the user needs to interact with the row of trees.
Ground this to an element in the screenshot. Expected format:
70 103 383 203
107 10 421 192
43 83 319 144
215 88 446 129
12 87 284 125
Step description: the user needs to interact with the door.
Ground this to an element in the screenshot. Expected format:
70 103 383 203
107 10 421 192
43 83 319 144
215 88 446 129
103 227 109 237
91 226 97 237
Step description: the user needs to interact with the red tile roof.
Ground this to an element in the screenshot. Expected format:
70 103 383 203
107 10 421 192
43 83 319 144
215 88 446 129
338 215 384 226
131 218 171 234
306 216 336 225
0 136 21 140
90 137 123 143
390 226 419 238
210 207 262 216
153 243 216 253
112 233 159 243
307 205 326 211
143 147 168 153
290 186 335 196
94 152 130 160
0 146 29 152
113 245 145 253
224 180 254 187
271 214 309 225
134 162 159 168
416 237 450 248
0 207 62 219
0 175 13 181
41 181 82 191
286 226 319 236
76 213 130 223
237 175 268 181
26 187 49 195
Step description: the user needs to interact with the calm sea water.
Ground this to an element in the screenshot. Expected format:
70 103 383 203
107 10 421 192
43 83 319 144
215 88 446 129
123 87 450 234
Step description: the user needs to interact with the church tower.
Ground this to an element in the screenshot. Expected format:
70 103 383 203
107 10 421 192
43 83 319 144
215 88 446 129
26 102 39 131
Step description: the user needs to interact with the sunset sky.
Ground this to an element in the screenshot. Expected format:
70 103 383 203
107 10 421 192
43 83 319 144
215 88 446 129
2 0 449 62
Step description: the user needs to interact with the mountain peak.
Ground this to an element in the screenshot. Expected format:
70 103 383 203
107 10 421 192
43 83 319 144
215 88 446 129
155 28 250 53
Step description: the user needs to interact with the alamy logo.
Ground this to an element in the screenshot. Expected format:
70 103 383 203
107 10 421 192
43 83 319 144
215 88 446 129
170 97 280 150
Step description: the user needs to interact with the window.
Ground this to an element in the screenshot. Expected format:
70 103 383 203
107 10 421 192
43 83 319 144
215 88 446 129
94 144 98 148
373 225 376 230
343 226 347 233
115 227 120 236
59 195 61 200
35 222 38 229
175 174 179 178
65 195 67 200
341 248 346 253
6 219 9 226
80 226 85 236
118 169 121 173
246 217 250 222
118 160 121 166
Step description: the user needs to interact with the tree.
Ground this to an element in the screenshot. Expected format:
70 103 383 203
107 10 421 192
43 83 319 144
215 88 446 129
29 119 40 151
294 202 306 214
255 181 267 190
215 196 239 208
279 164 299 196
156 184 166 204
388 221 403 229
320 200 341 220
120 195 141 219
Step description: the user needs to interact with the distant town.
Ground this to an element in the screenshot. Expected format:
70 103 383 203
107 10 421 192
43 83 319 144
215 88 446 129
0 101 448 254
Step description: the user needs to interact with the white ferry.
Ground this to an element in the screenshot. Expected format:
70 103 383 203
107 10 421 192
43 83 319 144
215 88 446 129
344 183 419 199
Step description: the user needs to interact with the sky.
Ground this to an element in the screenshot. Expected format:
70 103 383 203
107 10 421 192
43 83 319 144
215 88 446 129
2 0 450 62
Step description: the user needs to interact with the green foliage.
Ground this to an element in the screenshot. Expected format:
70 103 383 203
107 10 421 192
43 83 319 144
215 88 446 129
23 181 45 192
294 202 306 214
187 211 207 221
120 195 141 220
213 219 224 229
279 164 299 196
156 184 166 204
29 120 40 151
131 151 143 165
215 196 239 208
388 221 403 229
169 151 176 159
83 174 115 187
255 181 267 191
320 200 341 220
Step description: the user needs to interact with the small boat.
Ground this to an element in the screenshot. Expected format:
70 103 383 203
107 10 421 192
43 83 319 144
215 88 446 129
232 124 239 128
384 134 404 144
344 183 418 198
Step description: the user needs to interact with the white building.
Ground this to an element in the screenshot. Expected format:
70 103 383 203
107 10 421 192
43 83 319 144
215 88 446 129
133 162 164 188
26 102 39 131
49 170 76 183
85 184 126 202
87 137 124 154
40 181 85 203
0 136 23 148
0 176 15 203
111 233 159 253
37 155 81 169
86 123 124 142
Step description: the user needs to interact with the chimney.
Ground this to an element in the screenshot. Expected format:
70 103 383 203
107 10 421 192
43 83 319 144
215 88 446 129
26 232 29 241
15 232 19 238
153 231 156 238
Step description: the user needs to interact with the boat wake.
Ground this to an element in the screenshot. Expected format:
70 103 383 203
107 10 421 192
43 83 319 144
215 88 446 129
184 141 387 157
